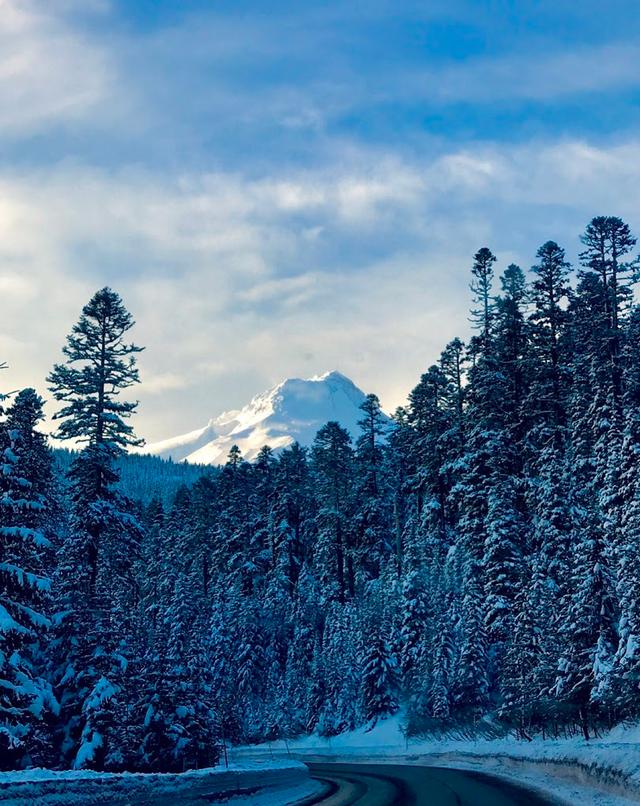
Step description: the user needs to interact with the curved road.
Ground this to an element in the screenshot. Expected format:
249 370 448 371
306 762 558 805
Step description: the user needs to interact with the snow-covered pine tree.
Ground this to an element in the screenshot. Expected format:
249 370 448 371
579 216 637 407
612 307 640 715
456 251 523 689
282 570 321 734
499 560 552 739
470 247 497 343
312 422 355 603
360 627 398 727
525 241 573 602
495 264 529 435
428 609 455 723
528 242 570 427
398 566 428 691
552 494 617 738
271 442 314 594
403 358 460 695
208 585 242 748
250 445 277 579
162 570 217 770
355 394 391 582
215 445 255 594
579 220 637 622
550 269 623 735
235 594 265 741
47 288 144 769
0 388 57 768
481 264 529 655
384 406 414 573
452 571 488 720
317 604 361 735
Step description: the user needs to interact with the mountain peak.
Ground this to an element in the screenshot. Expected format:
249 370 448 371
310 369 351 382
146 371 382 465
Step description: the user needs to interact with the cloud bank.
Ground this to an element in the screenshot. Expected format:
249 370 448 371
0 0 638 443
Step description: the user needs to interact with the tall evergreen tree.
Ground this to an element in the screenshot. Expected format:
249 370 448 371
0 389 57 768
360 628 398 726
47 288 144 769
612 308 640 713
579 216 637 405
355 394 391 582
526 241 573 598
312 422 355 603
470 247 498 342
48 288 143 599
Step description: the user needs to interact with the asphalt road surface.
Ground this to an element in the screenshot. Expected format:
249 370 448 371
307 762 559 806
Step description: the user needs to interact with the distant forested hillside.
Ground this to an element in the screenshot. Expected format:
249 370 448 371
54 448 214 505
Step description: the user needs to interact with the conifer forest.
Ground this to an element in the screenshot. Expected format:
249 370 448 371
4 215 640 774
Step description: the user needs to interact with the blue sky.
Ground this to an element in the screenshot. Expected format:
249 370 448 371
1 0 640 441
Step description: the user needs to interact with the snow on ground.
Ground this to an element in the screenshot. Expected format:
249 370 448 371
232 716 640 805
0 760 323 805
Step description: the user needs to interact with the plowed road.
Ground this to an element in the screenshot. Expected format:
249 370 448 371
306 763 558 805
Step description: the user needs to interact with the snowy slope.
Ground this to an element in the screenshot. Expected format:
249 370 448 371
145 370 381 464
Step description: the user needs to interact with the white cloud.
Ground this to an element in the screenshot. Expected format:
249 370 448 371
238 274 319 307
0 0 115 135
141 372 188 395
2 138 640 442
415 42 640 104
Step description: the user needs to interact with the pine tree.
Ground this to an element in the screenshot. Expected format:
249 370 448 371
312 422 355 603
526 241 573 597
553 501 617 739
529 241 570 430
579 216 637 405
47 288 144 769
47 288 143 600
499 563 553 738
398 567 428 690
470 247 498 342
385 407 413 573
272 443 313 594
458 251 524 679
453 573 488 720
216 446 254 594
318 605 361 735
439 338 466 439
407 364 452 545
577 222 637 616
355 394 391 582
495 263 528 428
483 479 523 648
0 388 57 768
281 567 321 735
252 445 277 575
235 596 265 741
612 308 640 714
429 612 455 722
360 628 398 726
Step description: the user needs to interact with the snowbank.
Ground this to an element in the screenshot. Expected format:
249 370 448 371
0 760 323 805
233 717 640 805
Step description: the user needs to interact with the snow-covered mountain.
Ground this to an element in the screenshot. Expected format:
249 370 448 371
145 371 381 464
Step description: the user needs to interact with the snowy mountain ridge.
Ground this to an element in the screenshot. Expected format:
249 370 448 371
145 370 380 464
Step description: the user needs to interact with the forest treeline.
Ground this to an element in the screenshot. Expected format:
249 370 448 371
2 215 640 772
